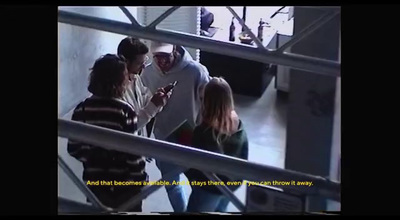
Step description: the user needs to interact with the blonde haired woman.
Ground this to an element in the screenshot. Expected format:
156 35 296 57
186 77 249 212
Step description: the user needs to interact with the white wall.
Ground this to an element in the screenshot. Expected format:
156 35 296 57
58 6 138 117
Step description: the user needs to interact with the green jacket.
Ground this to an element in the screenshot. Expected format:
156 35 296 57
185 120 249 194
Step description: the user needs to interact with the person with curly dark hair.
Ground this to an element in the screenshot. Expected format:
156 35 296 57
67 54 147 212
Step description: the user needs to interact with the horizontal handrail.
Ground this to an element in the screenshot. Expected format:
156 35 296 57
58 118 340 202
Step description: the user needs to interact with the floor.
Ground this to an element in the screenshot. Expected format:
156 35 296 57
58 78 288 213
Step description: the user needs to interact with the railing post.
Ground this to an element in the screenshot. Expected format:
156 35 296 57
203 172 246 212
58 155 112 212
118 6 141 27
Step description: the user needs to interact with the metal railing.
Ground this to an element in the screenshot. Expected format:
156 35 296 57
58 119 340 207
58 155 112 212
58 6 340 77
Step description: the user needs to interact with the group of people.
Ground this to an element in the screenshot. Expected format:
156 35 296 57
67 37 249 213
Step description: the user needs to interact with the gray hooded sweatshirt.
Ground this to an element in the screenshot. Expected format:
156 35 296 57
140 46 210 140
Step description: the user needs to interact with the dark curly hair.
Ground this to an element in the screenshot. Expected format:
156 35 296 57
88 54 128 98
117 37 149 63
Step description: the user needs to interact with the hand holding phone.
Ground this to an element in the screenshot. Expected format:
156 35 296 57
151 81 177 107
164 81 178 93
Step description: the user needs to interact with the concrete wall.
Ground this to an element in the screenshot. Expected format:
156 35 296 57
284 7 340 211
58 6 138 117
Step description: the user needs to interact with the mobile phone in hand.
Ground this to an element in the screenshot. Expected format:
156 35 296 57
164 81 178 93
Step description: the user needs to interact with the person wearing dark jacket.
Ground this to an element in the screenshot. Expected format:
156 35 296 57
185 77 249 212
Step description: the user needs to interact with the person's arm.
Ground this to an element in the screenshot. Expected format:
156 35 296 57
136 98 160 131
195 65 211 125
196 64 211 102
135 77 165 131
140 78 154 109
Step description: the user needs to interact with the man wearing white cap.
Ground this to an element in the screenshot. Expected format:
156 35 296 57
141 41 210 212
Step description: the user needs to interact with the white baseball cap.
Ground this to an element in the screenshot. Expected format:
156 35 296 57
150 41 174 54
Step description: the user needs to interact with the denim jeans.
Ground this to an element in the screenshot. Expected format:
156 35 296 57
187 186 224 212
215 197 230 212
156 160 187 212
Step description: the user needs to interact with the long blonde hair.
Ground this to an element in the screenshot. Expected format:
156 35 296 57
202 77 235 151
